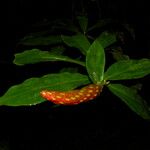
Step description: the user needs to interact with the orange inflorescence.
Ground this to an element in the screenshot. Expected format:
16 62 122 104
40 84 102 105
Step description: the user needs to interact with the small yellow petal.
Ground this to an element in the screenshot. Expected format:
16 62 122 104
56 96 62 99
70 97 76 100
65 98 70 101
75 95 80 98
80 100 84 102
86 94 91 97
96 89 99 93
88 90 93 93
79 92 84 95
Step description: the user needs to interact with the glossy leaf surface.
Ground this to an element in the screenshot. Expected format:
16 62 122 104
0 73 90 106
13 49 85 66
86 40 105 83
104 59 150 80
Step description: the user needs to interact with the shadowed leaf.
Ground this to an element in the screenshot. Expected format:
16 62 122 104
19 35 62 46
108 83 150 120
77 16 88 34
97 31 117 48
61 34 91 55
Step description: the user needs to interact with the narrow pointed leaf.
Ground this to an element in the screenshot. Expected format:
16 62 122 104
0 72 90 106
87 18 113 32
97 31 117 48
108 83 150 120
86 39 105 83
19 35 62 46
13 49 85 67
52 19 80 33
61 34 91 55
104 59 150 80
77 16 88 33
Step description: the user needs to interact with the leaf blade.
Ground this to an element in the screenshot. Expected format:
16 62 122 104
86 39 105 83
77 16 88 34
108 83 150 120
19 35 62 46
13 49 85 66
87 18 113 32
104 59 150 80
0 72 90 106
61 34 91 55
97 31 117 48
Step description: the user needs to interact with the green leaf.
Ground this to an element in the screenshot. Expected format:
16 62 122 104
52 19 80 33
97 31 117 48
0 72 91 106
108 83 150 120
104 59 150 80
86 39 105 83
13 49 85 67
61 34 91 55
19 35 62 46
77 16 88 34
87 18 113 32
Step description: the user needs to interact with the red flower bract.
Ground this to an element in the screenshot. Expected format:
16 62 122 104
40 84 102 105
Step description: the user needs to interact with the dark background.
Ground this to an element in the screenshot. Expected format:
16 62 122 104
1 0 150 149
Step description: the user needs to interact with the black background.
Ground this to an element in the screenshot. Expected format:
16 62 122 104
1 0 150 149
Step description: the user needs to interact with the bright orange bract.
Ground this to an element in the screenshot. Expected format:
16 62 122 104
40 84 102 105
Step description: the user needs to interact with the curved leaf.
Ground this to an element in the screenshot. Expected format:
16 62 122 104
13 49 85 67
87 18 113 32
97 31 117 48
104 59 150 80
108 83 150 120
0 72 90 106
61 34 91 55
86 39 105 83
52 19 80 33
77 16 88 34
19 35 62 46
